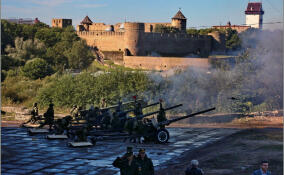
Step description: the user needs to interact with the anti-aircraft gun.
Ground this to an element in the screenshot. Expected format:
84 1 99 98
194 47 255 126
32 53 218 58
139 107 216 144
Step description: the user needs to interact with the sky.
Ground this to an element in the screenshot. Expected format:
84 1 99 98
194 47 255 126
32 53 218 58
1 0 283 30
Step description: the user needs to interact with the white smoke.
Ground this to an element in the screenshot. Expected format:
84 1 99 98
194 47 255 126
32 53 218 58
143 29 283 114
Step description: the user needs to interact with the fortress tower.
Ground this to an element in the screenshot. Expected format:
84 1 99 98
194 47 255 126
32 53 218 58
124 22 145 56
245 2 264 29
80 16 93 31
171 10 187 33
52 18 72 28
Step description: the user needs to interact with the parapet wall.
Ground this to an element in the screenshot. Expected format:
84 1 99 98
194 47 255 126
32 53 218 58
77 31 125 51
122 56 210 70
142 33 212 56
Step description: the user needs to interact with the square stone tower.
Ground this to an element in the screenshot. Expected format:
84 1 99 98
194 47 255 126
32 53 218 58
52 18 72 28
245 2 264 29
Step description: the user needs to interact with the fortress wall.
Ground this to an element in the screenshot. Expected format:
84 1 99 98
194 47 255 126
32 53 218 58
77 31 125 51
122 56 210 70
142 33 212 56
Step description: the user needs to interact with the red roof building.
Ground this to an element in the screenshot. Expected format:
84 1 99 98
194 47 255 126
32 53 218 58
245 2 264 15
213 21 250 33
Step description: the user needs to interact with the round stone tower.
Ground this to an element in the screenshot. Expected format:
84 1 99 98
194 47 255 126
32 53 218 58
124 22 145 56
171 10 187 33
208 31 226 52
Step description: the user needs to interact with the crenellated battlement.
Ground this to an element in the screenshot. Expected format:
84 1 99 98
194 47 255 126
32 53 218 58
77 31 124 37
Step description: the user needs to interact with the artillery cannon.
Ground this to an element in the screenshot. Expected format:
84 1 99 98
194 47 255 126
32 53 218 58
130 104 183 121
140 107 216 144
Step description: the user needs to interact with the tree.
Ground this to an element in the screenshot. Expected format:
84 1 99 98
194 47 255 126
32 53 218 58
186 29 199 35
154 24 179 33
35 28 61 47
22 58 54 79
225 28 241 51
1 20 22 53
65 40 94 69
5 37 46 62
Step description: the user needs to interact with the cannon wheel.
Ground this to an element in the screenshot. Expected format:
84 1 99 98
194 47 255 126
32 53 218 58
156 128 169 144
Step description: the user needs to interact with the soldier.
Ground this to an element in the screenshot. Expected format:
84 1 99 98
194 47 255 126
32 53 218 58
134 119 146 143
75 126 89 142
53 116 72 134
116 100 123 112
136 148 154 175
100 98 107 108
22 103 39 125
157 102 167 123
185 160 204 175
113 147 139 175
87 106 101 128
111 112 121 131
39 103 54 130
100 109 111 129
70 105 79 121
134 102 143 117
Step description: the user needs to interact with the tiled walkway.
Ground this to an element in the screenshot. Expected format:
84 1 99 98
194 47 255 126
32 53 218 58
2 127 239 175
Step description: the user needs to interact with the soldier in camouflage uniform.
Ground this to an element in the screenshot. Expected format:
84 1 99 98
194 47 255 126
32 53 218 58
70 105 79 121
22 103 39 125
136 148 154 175
39 103 54 130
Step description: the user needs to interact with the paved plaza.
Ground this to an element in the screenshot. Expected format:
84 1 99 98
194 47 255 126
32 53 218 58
2 127 239 175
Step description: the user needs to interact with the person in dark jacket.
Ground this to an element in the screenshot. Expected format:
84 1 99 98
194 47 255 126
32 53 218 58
39 103 54 130
252 160 272 175
185 160 204 175
113 147 139 175
136 148 154 175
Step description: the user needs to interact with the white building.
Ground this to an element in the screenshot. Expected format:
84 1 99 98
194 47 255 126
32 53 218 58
245 2 264 29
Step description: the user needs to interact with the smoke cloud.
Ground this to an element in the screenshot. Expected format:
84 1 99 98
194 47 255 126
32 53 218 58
144 29 283 115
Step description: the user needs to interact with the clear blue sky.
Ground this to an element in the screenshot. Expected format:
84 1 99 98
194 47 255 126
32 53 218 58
2 0 283 30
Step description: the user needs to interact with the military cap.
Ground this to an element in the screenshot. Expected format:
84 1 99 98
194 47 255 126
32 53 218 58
139 148 145 153
126 146 133 153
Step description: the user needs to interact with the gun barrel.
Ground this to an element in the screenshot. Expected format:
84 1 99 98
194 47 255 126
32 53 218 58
123 102 160 114
161 107 215 125
136 104 183 120
100 100 144 111
144 102 160 108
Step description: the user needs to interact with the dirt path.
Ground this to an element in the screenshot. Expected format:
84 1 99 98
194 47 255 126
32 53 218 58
156 128 283 175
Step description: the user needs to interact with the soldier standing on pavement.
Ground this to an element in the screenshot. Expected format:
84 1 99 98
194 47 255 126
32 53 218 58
113 146 139 175
185 160 204 175
39 103 54 130
136 148 154 175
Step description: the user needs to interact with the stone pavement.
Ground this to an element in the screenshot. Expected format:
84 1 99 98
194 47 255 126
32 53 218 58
1 127 239 175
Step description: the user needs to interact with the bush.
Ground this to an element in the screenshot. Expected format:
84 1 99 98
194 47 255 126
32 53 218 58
1 76 43 105
36 70 150 108
22 58 54 80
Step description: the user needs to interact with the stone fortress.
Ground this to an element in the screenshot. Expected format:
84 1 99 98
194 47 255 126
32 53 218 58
76 10 225 57
52 2 264 70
